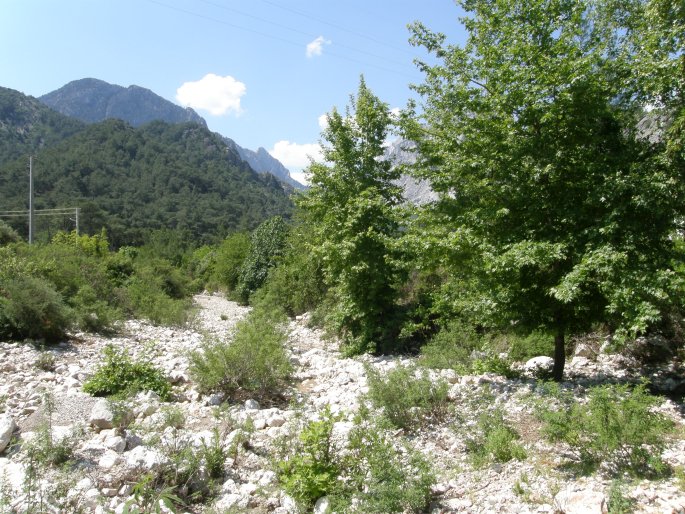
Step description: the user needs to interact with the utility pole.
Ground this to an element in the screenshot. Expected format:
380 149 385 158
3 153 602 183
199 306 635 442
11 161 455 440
75 207 80 235
28 156 34 244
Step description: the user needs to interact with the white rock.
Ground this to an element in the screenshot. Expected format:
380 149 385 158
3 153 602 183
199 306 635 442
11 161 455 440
98 449 121 469
125 445 167 471
89 399 115 429
267 415 286 427
84 488 102 509
0 414 17 453
554 487 607 514
314 496 331 514
524 356 555 376
244 399 260 410
104 435 126 453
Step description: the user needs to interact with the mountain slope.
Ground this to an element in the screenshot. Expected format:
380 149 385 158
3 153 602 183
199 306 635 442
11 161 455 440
40 78 305 188
0 89 292 246
223 137 305 190
40 78 206 128
0 87 85 165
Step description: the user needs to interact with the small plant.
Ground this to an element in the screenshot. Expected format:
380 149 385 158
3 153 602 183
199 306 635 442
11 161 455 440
607 479 635 514
83 345 172 400
419 320 482 371
158 406 186 430
34 348 56 372
189 310 292 402
365 364 450 430
465 408 526 467
276 405 435 513
471 353 520 379
536 381 674 477
122 473 184 514
201 429 228 480
276 407 341 509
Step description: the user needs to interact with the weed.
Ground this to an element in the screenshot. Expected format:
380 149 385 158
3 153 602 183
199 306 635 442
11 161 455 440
34 347 56 372
465 408 527 467
365 364 450 431
83 345 171 400
607 479 635 514
536 381 674 477
189 310 292 402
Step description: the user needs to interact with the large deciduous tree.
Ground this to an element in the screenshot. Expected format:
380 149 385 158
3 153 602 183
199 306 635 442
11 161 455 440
404 0 685 380
300 77 404 354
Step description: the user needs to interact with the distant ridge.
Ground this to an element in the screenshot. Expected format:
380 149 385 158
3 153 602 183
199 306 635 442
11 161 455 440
40 78 206 127
40 78 305 189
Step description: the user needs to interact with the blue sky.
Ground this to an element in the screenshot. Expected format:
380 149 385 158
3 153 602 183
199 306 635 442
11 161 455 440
1 0 465 183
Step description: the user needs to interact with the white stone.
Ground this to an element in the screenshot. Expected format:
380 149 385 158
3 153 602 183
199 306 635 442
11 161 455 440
524 356 555 376
0 414 17 453
554 487 607 514
244 399 260 410
89 399 115 429
314 496 331 513
267 415 286 427
104 435 126 453
125 445 167 471
98 449 121 469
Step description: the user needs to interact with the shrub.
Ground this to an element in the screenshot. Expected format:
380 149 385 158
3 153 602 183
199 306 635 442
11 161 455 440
189 309 292 402
83 345 171 400
471 354 520 379
235 216 288 304
504 330 555 362
0 275 72 342
341 409 435 513
276 406 435 513
365 364 450 430
419 320 482 371
537 381 674 476
465 408 526 467
212 232 251 293
276 407 341 509
124 275 189 326
0 221 20 246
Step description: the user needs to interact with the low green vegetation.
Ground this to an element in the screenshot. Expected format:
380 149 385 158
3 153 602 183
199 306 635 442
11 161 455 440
189 306 292 402
365 364 450 430
276 406 435 513
536 381 674 477
465 408 527 467
83 345 172 401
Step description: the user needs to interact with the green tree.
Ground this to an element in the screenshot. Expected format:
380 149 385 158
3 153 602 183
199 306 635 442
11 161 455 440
405 0 684 380
300 77 404 353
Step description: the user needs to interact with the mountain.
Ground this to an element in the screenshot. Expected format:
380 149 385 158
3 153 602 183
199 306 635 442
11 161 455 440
40 78 206 128
383 138 438 205
0 88 293 246
223 137 305 190
40 78 305 189
0 87 85 165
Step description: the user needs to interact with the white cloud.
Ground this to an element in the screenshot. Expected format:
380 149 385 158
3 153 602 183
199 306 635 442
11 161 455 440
290 170 310 186
306 36 331 58
176 73 246 116
318 113 329 131
269 140 323 172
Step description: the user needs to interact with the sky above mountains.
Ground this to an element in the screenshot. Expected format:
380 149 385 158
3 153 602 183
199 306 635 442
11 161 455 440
2 0 465 184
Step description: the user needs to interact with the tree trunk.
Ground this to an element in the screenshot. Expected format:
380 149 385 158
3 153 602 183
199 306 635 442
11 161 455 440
552 323 565 382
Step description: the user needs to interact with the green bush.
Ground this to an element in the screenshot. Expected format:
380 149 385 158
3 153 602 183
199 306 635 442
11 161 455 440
465 408 527 467
277 407 341 509
0 275 72 342
505 330 555 362
189 308 292 401
83 345 171 400
365 364 450 431
212 232 251 293
471 354 520 379
235 216 288 304
419 320 482 371
124 274 190 326
276 407 435 513
537 381 674 476
0 220 20 246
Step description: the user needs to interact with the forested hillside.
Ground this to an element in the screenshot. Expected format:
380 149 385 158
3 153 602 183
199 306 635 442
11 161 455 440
0 115 292 246
0 87 84 165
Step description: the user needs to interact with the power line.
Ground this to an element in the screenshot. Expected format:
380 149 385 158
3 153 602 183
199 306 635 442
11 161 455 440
144 0 420 80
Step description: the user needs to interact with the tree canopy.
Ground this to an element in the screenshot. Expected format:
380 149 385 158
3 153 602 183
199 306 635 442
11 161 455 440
404 0 685 379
